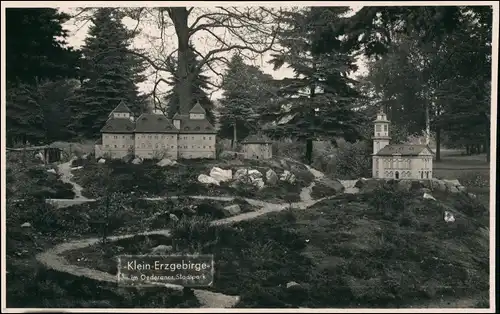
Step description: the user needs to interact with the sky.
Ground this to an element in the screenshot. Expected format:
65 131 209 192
60 5 367 101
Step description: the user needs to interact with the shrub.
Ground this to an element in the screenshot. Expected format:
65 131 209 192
313 140 372 179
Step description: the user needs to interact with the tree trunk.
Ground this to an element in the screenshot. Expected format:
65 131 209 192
425 100 431 145
306 139 313 165
485 134 490 162
171 8 192 115
435 127 441 162
232 123 237 150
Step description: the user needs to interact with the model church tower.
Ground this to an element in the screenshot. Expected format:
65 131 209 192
372 108 434 180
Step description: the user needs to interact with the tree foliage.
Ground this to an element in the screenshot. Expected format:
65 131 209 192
5 8 81 145
269 7 367 164
69 8 148 139
163 44 216 125
218 54 276 145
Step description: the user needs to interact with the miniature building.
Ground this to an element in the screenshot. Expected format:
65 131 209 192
372 108 434 179
240 134 273 160
95 102 217 160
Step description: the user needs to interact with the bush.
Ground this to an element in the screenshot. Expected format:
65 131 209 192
312 141 372 179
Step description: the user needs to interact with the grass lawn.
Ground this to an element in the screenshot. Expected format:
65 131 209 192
59 186 490 308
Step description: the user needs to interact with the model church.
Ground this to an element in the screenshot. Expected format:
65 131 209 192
95 102 217 160
372 108 434 180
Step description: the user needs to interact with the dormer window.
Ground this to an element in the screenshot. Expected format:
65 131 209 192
195 126 201 131
184 127 190 130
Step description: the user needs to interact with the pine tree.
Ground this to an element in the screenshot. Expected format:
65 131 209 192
6 8 80 145
270 7 366 164
163 44 216 125
218 54 275 147
69 8 148 139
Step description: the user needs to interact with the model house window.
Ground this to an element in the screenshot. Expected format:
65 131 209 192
148 135 152 139
155 143 159 148
375 125 381 132
114 136 118 139
209 146 211 149
203 146 206 149
209 137 212 140
148 143 152 148
155 135 158 139
171 146 174 149
384 125 388 131
122 145 125 148
141 143 145 148
114 145 117 148
192 136 194 140
203 137 206 140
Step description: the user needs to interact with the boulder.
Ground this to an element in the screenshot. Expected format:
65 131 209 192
210 167 233 183
280 170 296 183
21 222 31 228
82 154 89 160
157 158 176 167
265 169 279 185
98 158 106 164
35 152 45 162
444 211 455 223
150 245 173 255
71 166 83 171
286 281 304 291
444 179 461 186
354 178 369 188
448 185 460 193
223 204 242 216
169 213 180 222
430 179 447 192
234 168 262 181
457 185 467 193
253 178 265 190
198 174 220 186
131 157 143 165
423 193 436 201
47 169 57 174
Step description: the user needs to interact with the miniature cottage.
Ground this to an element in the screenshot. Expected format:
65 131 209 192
372 108 434 179
240 134 273 160
95 102 217 160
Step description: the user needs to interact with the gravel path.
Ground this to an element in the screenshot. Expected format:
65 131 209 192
36 161 327 308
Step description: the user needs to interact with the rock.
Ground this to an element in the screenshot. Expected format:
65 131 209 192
150 245 174 255
444 211 455 223
457 185 467 193
223 204 242 216
252 178 265 189
234 168 262 181
82 154 89 159
444 179 461 186
169 213 179 222
71 166 83 171
98 158 106 164
47 169 57 174
448 185 460 193
132 157 143 165
430 179 447 192
35 151 45 162
318 177 345 194
266 169 279 185
21 222 31 228
468 193 477 199
286 281 303 290
354 178 368 188
157 158 176 167
198 174 220 186
397 180 413 191
210 167 233 183
423 193 436 201
280 170 296 183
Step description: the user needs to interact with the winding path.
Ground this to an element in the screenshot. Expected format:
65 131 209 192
37 160 327 308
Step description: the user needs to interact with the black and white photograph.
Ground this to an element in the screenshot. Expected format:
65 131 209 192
2 1 497 311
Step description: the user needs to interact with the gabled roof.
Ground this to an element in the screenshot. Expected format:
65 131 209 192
375 144 434 156
100 118 135 133
189 103 206 114
179 118 217 134
134 114 179 133
241 134 273 144
111 101 132 113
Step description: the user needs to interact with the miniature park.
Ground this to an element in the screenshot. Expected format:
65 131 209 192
5 5 492 310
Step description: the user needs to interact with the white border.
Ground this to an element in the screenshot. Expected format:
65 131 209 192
1 1 497 313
